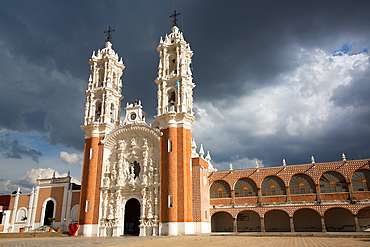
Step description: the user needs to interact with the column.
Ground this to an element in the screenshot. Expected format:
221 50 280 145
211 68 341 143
26 187 35 231
260 217 265 232
286 186 291 203
290 217 295 232
231 190 235 206
354 215 361 232
233 217 238 233
321 216 326 232
316 184 322 203
348 182 354 202
258 188 262 206
9 187 20 232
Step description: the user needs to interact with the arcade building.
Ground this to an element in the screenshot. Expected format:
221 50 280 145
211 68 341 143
1 22 370 236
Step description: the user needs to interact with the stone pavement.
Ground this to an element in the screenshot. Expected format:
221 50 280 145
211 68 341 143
0 234 370 247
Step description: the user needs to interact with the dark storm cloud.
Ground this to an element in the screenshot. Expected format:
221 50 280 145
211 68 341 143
0 134 43 163
0 0 370 170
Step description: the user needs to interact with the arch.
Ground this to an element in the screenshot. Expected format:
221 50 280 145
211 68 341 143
210 180 231 199
289 173 316 195
261 176 286 196
319 171 348 193
351 169 370 192
70 204 79 223
43 200 55 225
124 198 141 235
236 210 261 232
211 211 233 232
98 69 104 86
293 208 321 232
95 101 102 121
234 178 257 197
264 210 290 232
16 207 27 222
358 206 370 231
324 208 355 231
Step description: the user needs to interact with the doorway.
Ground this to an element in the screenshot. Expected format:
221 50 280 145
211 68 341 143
43 200 54 225
124 198 140 235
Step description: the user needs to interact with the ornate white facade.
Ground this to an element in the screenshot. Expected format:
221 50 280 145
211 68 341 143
98 102 161 236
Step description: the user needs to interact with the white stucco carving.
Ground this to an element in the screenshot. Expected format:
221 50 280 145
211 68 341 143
99 119 161 236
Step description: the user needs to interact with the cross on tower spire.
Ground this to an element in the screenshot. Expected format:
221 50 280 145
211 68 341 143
170 10 181 27
104 26 115 42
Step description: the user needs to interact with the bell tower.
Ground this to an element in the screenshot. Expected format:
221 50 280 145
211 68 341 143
79 36 125 236
155 22 195 235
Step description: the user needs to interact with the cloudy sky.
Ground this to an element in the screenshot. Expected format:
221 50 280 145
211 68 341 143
1 0 370 194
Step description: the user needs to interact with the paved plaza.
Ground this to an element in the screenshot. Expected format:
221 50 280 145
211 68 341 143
0 235 370 247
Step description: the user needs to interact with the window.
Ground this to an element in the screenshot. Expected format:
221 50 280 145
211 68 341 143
351 169 370 192
168 139 172 152
168 195 173 208
235 178 257 197
289 174 316 195
319 171 348 193
261 176 286 196
89 148 94 160
85 200 89 212
210 180 231 198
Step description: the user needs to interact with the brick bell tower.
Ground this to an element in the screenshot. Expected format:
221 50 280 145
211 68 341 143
155 22 195 235
79 36 125 236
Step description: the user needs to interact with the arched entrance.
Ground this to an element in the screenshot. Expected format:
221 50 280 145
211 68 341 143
358 207 370 231
124 198 141 235
237 210 261 232
211 212 233 232
43 200 54 225
264 210 290 232
325 208 355 231
293 208 321 232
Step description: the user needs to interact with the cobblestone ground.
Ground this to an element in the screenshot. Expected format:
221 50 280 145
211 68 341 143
1 235 370 247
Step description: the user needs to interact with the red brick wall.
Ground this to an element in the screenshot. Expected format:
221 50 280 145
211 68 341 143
192 157 210 223
160 127 192 223
290 194 316 202
35 187 65 222
71 191 80 208
78 136 104 225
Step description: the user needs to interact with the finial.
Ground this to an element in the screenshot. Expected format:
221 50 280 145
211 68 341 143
38 173 42 179
67 170 70 176
52 171 56 178
104 25 115 42
17 187 21 194
205 151 211 162
342 153 347 161
160 36 163 43
199 144 204 158
283 159 286 167
229 164 233 171
311 156 315 164
170 10 181 27
255 160 259 168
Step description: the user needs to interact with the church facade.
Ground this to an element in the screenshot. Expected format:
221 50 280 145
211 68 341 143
1 24 370 236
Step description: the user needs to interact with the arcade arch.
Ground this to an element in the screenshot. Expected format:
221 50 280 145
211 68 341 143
211 212 233 232
236 210 260 232
319 171 348 193
264 210 290 232
293 208 321 232
324 208 355 231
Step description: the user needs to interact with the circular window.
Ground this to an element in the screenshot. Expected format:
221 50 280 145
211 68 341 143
130 112 136 120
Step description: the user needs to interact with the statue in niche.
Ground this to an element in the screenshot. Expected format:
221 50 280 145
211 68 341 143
131 138 136 147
